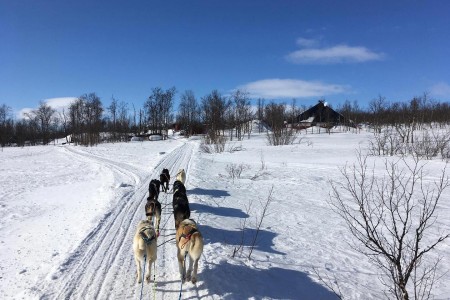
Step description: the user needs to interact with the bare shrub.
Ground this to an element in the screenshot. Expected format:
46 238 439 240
227 143 244 153
259 150 266 171
368 129 389 156
213 135 227 153
311 267 344 300
231 187 274 259
369 128 403 156
369 126 450 160
410 130 450 160
200 134 227 153
250 151 270 180
329 151 449 300
225 163 250 182
442 144 450 162
266 128 297 146
248 186 274 259
199 142 213 154
232 199 253 258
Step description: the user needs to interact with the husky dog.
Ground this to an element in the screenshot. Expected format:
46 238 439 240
172 180 187 195
176 169 186 185
160 168 170 193
146 179 162 235
145 198 162 236
148 179 160 201
172 181 190 229
133 220 157 284
176 219 204 284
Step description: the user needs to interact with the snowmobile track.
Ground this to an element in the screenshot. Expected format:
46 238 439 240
38 141 200 299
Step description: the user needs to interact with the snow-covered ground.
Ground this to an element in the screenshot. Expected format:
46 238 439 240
1 129 449 299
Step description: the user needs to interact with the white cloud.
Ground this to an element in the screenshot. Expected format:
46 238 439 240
17 108 33 119
430 82 450 98
296 37 319 48
286 44 384 64
16 97 77 119
237 78 350 99
44 97 78 110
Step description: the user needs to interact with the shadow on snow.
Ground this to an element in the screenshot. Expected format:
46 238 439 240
188 187 230 198
189 202 249 218
196 261 339 300
200 224 285 255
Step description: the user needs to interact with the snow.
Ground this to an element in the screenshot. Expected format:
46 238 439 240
1 129 449 299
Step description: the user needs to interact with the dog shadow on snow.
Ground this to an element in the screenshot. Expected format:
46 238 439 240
200 224 284 255
188 187 230 198
191 261 340 300
189 202 249 218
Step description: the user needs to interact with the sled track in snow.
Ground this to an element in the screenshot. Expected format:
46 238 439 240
38 141 199 299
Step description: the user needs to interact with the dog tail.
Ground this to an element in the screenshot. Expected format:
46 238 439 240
190 232 200 251
138 238 146 251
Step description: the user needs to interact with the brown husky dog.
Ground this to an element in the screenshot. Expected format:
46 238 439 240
176 219 204 284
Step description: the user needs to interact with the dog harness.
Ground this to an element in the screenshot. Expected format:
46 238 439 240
179 223 198 249
139 226 156 245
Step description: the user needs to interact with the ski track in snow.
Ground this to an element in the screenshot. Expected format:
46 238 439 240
35 141 202 300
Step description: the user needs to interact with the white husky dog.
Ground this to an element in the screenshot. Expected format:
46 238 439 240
176 219 203 284
176 169 186 185
133 220 157 284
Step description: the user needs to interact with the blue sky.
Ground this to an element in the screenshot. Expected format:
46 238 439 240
1 0 450 116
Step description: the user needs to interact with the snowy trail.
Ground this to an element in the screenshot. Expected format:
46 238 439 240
36 141 200 299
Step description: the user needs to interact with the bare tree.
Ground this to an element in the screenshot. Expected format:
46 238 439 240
0 104 13 148
144 87 175 138
160 87 176 139
257 98 265 133
59 108 70 144
231 90 253 141
201 90 231 143
26 101 56 145
108 96 118 141
264 102 297 145
369 95 388 134
329 151 449 300
69 93 103 146
178 90 200 137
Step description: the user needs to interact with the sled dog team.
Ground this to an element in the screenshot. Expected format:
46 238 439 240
133 168 204 286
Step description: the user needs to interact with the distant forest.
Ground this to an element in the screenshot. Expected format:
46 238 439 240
1 88 449 147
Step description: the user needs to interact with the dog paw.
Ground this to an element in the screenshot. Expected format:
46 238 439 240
146 275 151 283
191 277 197 284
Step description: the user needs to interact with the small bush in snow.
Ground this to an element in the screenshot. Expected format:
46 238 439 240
225 163 250 182
266 128 297 146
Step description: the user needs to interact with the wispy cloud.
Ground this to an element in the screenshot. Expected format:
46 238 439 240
430 82 450 98
296 37 319 48
286 39 384 64
17 108 33 119
237 79 350 99
44 97 78 110
17 97 77 119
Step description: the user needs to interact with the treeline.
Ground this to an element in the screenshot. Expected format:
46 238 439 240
1 89 450 148
337 94 450 132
